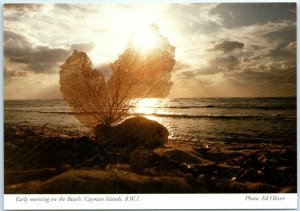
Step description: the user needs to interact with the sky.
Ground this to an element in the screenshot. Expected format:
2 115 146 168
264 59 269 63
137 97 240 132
3 3 296 99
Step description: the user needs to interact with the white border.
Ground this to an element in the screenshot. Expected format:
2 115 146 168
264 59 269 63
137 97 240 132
1 0 298 3
4 194 298 210
1 1 299 210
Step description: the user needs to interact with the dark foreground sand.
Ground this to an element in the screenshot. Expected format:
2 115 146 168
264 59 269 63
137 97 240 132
4 124 296 193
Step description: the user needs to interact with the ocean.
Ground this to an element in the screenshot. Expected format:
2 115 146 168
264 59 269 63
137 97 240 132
4 98 296 145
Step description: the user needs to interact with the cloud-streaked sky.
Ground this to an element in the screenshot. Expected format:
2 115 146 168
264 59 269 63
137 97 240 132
4 3 296 99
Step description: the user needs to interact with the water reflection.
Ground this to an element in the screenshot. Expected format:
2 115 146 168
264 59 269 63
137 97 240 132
133 98 167 124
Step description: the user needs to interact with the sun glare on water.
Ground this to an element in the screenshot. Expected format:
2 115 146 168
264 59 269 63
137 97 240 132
134 98 164 122
135 98 160 114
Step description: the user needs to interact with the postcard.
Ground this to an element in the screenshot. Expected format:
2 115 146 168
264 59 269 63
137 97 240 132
3 1 297 210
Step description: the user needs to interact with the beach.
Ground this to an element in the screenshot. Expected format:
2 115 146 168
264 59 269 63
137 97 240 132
4 98 297 193
4 115 296 193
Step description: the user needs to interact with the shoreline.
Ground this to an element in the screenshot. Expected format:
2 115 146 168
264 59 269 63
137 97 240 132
4 124 297 193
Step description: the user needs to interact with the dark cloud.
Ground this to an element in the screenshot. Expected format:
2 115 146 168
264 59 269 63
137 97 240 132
262 24 296 61
250 45 264 50
178 55 239 78
4 30 25 41
54 4 98 13
10 46 70 63
4 30 71 74
241 56 260 63
225 60 296 96
265 28 296 61
267 45 296 61
179 71 214 86
71 43 94 52
210 40 244 53
3 4 43 22
211 3 296 28
28 62 61 74
54 4 72 10
283 42 296 53
264 25 296 44
4 4 43 11
4 30 33 57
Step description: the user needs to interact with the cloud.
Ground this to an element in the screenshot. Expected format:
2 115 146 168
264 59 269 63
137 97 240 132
172 61 191 72
95 64 112 78
178 55 239 78
210 3 296 28
4 66 29 78
11 46 70 63
225 60 296 96
283 42 296 53
165 4 221 34
266 40 296 61
54 4 72 10
241 56 260 63
3 3 297 98
4 30 33 57
54 4 98 13
210 40 244 53
267 47 295 61
178 69 199 79
264 24 296 44
4 4 43 11
71 43 94 52
4 30 84 74
210 55 239 69
28 62 61 74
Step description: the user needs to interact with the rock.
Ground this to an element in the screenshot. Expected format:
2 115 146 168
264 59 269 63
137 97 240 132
280 186 296 193
5 168 58 186
240 168 256 178
94 124 115 145
240 168 259 182
105 163 131 172
118 117 169 148
154 148 214 164
258 154 267 164
59 164 72 172
179 163 192 173
229 182 280 193
130 150 154 173
129 149 175 173
264 159 277 174
4 142 21 155
95 116 169 149
276 166 290 173
214 164 241 179
5 169 192 193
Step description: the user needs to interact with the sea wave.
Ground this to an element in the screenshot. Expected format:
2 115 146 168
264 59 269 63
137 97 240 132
142 105 296 110
134 113 295 121
5 109 295 121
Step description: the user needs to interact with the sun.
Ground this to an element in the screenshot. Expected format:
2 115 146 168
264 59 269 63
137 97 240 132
131 25 159 53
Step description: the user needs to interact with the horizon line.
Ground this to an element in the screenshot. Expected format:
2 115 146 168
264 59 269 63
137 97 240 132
4 96 297 100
